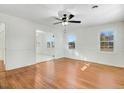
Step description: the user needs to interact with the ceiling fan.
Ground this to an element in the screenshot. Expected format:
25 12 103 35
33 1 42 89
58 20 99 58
53 11 81 26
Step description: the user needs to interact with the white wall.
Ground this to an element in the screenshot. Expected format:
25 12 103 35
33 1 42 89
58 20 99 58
0 23 5 60
0 12 63 70
64 22 124 67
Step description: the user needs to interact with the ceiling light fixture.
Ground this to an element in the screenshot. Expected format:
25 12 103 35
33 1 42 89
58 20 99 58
62 22 68 26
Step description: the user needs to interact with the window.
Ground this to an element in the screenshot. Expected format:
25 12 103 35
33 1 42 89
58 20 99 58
67 35 76 49
47 35 55 48
47 42 51 48
100 31 114 52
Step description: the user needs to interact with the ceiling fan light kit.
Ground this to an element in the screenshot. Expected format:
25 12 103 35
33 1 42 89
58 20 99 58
62 22 68 26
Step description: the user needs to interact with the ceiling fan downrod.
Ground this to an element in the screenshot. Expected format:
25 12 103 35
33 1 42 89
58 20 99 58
64 25 67 33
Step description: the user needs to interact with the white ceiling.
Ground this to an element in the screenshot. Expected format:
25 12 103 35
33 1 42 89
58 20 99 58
0 4 124 28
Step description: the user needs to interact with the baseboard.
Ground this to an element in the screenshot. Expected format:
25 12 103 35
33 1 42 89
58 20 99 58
64 57 124 69
6 56 124 71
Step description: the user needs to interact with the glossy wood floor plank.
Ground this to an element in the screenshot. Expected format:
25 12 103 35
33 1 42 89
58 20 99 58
0 60 4 72
0 60 6 88
0 58 124 89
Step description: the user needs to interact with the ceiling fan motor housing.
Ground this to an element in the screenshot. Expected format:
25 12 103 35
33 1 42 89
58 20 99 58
58 10 71 18
62 14 68 22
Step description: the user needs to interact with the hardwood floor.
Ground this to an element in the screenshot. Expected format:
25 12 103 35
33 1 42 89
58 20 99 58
0 60 6 88
0 60 4 72
0 58 124 89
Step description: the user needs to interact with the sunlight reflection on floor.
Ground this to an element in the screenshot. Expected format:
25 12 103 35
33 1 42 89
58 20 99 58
81 63 90 71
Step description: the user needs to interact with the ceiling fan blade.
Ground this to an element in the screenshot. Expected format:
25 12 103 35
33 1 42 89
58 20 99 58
68 14 74 20
53 22 62 25
54 17 62 21
68 20 81 23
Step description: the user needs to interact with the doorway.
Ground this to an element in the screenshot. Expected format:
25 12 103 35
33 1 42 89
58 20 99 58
0 22 5 72
36 30 55 63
